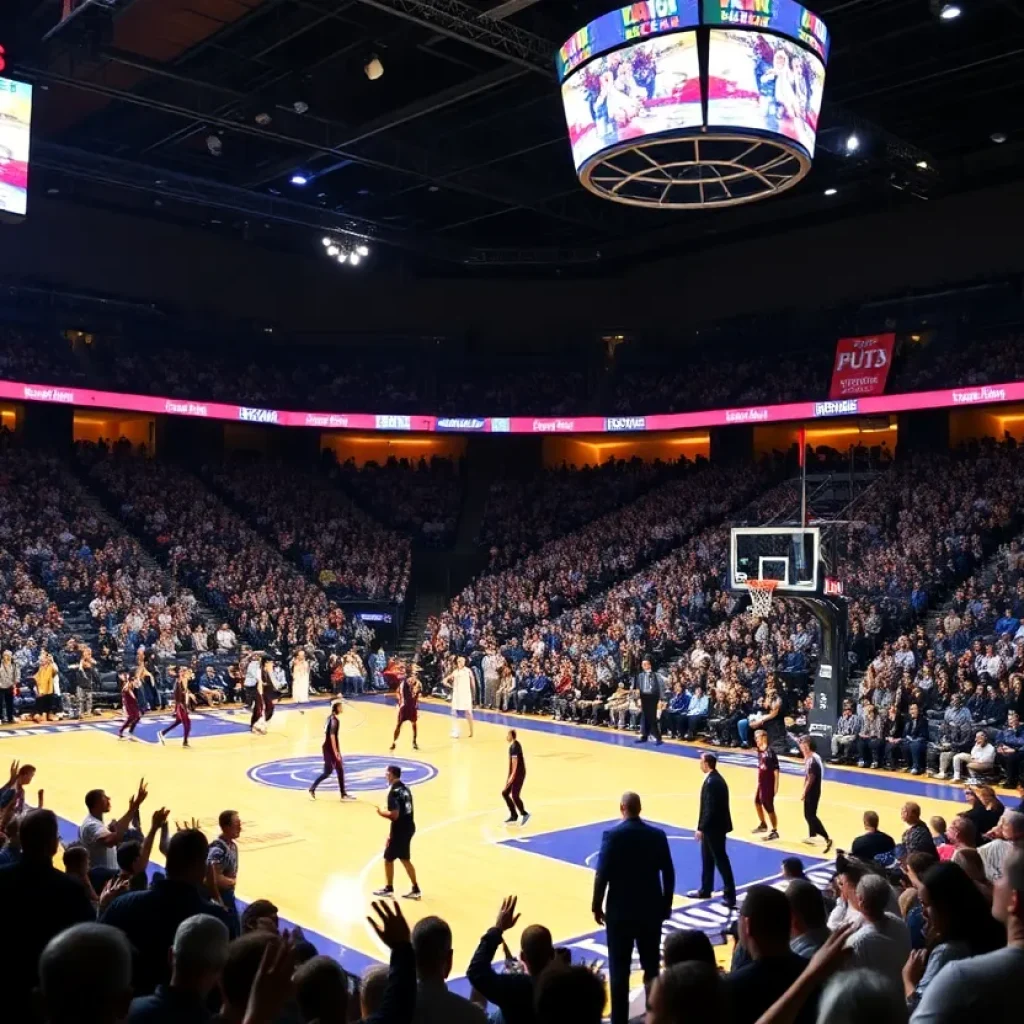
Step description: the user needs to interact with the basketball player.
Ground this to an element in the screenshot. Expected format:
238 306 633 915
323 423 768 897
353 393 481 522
390 672 420 752
751 729 780 841
117 671 142 740
251 657 276 734
799 735 832 853
158 668 195 747
502 728 530 826
309 702 352 800
373 765 421 900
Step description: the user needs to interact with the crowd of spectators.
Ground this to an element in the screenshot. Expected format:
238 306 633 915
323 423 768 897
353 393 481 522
479 457 698 568
202 457 410 603
436 366 589 416
330 456 463 548
77 444 359 655
889 331 1024 394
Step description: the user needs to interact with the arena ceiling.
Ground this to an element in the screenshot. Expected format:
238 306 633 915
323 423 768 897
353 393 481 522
5 0 1024 272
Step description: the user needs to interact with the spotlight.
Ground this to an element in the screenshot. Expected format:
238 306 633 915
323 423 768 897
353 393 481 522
364 55 384 81
845 133 860 154
322 237 331 247
349 253 361 265
206 134 222 156
824 187 838 196
916 160 929 169
293 100 309 114
991 132 1008 144
939 3 961 19
327 245 339 256
337 253 347 263
255 112 272 126
290 173 309 186
356 244 369 257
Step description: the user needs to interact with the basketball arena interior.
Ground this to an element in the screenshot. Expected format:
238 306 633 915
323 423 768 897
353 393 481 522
1 2 1024 1024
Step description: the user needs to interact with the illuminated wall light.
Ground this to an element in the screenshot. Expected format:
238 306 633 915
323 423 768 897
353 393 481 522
845 133 860 153
290 173 309 186
824 187 838 196
939 4 961 20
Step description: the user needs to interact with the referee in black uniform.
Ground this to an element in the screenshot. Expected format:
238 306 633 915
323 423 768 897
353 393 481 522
373 765 422 900
633 658 664 745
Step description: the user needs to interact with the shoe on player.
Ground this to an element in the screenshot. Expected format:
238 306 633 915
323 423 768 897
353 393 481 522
520 812 531 827
372 886 394 897
402 887 422 901
764 830 779 841
157 731 166 746
504 816 518 824
751 823 768 834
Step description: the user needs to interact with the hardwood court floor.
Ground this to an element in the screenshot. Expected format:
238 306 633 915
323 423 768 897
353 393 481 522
0 697 987 988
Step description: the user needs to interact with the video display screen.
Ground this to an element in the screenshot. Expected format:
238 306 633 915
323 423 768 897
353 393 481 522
702 0 830 62
0 77 32 217
706 29 825 157
561 31 701 171
557 0 700 82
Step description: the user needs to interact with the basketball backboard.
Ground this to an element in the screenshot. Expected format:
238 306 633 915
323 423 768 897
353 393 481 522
729 527 821 594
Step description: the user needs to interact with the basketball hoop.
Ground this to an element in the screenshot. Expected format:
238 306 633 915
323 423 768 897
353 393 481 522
745 579 779 618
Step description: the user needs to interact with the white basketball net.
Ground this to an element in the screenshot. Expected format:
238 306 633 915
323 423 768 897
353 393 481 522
745 580 779 618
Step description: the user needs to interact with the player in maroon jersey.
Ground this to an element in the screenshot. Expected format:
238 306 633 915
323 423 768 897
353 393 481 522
751 729 780 841
158 668 195 747
389 671 420 752
117 671 142 740
309 702 353 800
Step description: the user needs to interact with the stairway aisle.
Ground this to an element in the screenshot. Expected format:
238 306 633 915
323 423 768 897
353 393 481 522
394 592 446 661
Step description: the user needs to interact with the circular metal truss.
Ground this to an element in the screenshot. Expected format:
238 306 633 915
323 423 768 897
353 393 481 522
579 131 811 209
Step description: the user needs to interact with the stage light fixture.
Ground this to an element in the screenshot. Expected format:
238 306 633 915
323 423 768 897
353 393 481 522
322 237 331 247
845 133 860 154
290 173 309 186
916 160 929 169
349 253 361 265
327 245 339 256
365 55 384 81
206 134 222 156
293 100 309 114
824 187 838 196
939 4 961 19
255 112 272 126
356 245 369 257
991 132 1007 144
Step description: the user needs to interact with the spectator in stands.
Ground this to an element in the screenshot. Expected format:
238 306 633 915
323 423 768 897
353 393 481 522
903 860 1006 1011
995 709 1024 787
902 704 930 775
645 962 725 1024
910 848 1024 1022
851 810 896 862
831 701 860 762
0 809 96 1020
978 810 1024 881
787 879 830 958
951 730 997 782
127 913 229 1023
39 923 134 1024
902 803 935 855
534 964 606 1024
411 915 486 1023
468 896 554 1024
100 828 231 995
845 874 911 988
725 885 817 1024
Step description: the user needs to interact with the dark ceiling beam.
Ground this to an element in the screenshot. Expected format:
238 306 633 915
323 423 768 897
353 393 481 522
32 142 601 265
20 59 616 234
349 0 553 72
241 63 527 186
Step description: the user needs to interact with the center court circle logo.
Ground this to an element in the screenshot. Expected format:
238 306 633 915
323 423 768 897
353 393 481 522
247 755 437 793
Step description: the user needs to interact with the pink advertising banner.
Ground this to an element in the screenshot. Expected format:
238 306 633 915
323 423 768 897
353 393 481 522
0 378 1021 434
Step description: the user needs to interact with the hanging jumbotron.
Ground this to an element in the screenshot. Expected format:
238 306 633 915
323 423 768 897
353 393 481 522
557 0 830 208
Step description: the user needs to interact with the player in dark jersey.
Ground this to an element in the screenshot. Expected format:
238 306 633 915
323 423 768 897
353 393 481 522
751 729 780 841
117 671 142 740
502 728 530 826
389 674 420 752
373 764 421 900
799 735 832 853
158 668 195 747
309 702 352 800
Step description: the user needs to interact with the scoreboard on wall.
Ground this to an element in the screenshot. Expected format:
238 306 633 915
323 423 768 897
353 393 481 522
0 74 32 218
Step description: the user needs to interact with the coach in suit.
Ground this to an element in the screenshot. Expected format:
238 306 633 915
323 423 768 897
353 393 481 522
632 658 664 745
690 751 737 909
592 791 675 1024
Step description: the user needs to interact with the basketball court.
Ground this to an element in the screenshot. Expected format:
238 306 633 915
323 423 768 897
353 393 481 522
0 692 979 991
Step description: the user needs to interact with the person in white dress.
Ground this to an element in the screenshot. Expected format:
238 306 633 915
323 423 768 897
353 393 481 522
445 655 476 739
291 649 311 705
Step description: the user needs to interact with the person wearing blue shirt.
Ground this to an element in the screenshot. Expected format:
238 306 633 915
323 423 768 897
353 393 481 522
661 684 690 739
685 687 710 741
995 710 1024 787
522 671 551 714
995 608 1020 637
